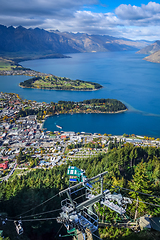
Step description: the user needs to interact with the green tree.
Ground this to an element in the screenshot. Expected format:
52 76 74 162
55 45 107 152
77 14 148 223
128 161 155 217
16 148 23 165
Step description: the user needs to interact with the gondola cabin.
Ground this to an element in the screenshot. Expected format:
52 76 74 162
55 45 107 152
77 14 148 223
14 220 23 235
67 166 86 183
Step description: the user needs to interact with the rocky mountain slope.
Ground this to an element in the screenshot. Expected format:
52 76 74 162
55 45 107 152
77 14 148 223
137 40 160 55
144 50 160 63
136 40 160 63
0 25 150 58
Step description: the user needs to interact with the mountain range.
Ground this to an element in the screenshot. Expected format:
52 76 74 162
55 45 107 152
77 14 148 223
137 40 160 55
137 40 160 63
0 24 150 59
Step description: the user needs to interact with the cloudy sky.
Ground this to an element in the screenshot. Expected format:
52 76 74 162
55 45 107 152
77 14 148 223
1 0 160 40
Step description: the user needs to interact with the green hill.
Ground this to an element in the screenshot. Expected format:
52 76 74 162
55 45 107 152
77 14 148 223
19 75 102 91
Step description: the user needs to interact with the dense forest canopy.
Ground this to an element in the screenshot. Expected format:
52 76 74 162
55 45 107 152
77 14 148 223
17 98 127 120
0 143 160 239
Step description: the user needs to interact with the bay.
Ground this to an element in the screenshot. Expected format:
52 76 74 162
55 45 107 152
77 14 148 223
43 113 160 137
1 51 160 137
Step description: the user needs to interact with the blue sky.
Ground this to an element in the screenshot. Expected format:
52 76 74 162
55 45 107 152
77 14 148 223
84 0 155 11
98 0 160 10
1 0 160 40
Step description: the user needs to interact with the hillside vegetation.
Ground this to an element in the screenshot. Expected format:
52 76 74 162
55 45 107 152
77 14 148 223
19 76 102 91
0 57 24 71
0 143 160 239
17 98 127 117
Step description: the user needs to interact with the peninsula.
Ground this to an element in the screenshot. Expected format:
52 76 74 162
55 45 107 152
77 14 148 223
0 57 49 76
0 57 102 91
17 98 127 117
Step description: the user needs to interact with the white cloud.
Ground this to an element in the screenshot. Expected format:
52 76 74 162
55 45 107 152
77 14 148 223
115 4 149 20
115 1 160 23
40 11 123 35
112 26 160 41
0 0 98 18
1 1 160 40
143 1 160 13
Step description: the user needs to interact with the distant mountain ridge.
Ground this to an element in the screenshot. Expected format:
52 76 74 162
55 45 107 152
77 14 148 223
0 24 150 58
136 40 160 64
137 40 160 55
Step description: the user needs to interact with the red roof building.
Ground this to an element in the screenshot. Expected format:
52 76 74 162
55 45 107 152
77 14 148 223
61 135 67 139
0 161 9 170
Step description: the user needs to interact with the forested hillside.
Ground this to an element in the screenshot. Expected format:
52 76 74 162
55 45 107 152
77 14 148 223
17 98 127 118
0 143 160 239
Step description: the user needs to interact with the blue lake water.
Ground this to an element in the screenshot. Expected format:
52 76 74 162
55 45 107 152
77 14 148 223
1 51 160 137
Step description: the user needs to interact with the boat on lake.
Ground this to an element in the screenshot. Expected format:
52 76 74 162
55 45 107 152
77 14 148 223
56 125 62 129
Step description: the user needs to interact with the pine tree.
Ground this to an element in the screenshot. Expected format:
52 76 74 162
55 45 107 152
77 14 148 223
128 161 155 217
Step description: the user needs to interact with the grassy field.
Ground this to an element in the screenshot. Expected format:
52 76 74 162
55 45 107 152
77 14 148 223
33 78 97 90
0 58 14 70
0 57 22 71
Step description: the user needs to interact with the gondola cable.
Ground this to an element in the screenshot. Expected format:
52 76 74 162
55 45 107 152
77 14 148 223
21 208 62 219
6 217 58 222
15 192 59 218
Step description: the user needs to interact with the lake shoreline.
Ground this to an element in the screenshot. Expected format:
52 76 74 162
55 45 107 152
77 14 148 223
1 51 160 137
43 108 128 121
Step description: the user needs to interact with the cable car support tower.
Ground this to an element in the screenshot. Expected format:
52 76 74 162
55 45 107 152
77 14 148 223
57 166 132 240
